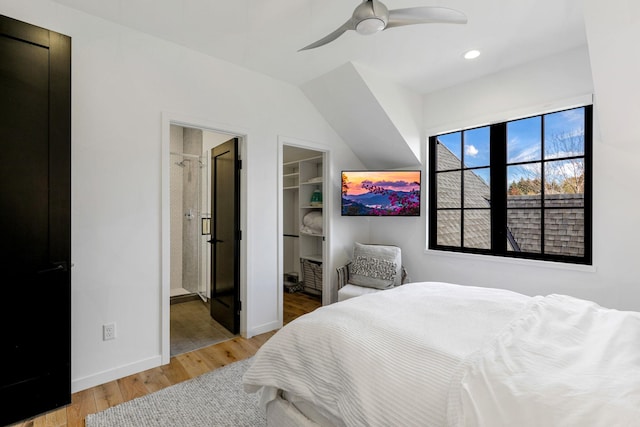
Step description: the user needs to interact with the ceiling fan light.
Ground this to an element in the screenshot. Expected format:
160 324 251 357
464 49 481 60
356 18 385 35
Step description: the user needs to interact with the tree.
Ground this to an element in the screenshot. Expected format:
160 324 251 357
508 128 585 196
361 182 420 215
341 174 349 196
544 130 585 194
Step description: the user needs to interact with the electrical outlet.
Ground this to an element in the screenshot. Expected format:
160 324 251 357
103 323 116 341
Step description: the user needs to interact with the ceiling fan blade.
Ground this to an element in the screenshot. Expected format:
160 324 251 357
386 7 467 29
298 19 356 51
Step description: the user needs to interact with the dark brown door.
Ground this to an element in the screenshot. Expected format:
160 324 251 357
210 138 240 333
0 15 71 425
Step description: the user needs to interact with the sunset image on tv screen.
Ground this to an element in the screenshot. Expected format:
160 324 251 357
341 171 421 216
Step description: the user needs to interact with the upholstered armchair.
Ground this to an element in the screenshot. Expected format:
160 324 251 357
336 242 408 302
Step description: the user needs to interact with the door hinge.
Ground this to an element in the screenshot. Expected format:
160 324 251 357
238 301 242 312
237 230 242 240
237 159 242 170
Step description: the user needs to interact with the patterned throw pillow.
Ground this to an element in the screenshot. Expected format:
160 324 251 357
349 242 402 289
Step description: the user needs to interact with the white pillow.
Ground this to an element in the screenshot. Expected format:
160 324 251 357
349 242 401 289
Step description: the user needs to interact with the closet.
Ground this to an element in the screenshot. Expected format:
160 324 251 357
282 146 325 297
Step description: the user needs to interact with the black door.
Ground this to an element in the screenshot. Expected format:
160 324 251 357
0 15 71 425
210 138 240 334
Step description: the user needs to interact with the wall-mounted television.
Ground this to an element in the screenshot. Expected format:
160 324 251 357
341 170 421 216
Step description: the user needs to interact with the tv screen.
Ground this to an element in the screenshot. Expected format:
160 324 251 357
341 170 421 216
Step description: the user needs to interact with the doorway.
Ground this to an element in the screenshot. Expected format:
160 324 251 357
279 137 330 321
162 117 246 363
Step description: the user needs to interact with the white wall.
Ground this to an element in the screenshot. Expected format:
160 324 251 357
0 0 365 392
354 62 423 163
582 0 640 310
371 42 640 312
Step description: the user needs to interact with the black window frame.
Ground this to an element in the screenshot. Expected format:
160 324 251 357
428 105 593 265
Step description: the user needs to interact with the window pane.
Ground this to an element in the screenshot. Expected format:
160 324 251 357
464 169 490 208
507 209 541 253
544 209 585 256
507 164 541 207
463 126 490 168
430 105 590 264
507 116 541 164
544 108 585 159
437 132 461 171
464 209 491 249
544 159 585 203
437 210 460 247
437 171 461 208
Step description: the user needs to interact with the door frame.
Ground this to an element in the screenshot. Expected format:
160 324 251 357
278 136 331 317
161 112 247 364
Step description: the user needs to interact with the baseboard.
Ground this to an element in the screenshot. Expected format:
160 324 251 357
71 355 162 393
247 320 281 338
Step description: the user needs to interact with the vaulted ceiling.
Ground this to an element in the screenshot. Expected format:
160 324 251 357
53 0 588 168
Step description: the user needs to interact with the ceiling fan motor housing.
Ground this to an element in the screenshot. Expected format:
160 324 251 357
354 0 389 35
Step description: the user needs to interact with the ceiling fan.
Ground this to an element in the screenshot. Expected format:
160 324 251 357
299 0 467 51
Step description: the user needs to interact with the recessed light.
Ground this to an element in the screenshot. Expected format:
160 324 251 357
464 49 481 60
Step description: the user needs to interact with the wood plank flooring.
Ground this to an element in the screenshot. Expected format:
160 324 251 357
11 291 321 427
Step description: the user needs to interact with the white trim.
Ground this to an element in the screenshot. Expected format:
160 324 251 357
248 320 282 338
423 95 594 273
278 136 332 311
424 248 596 273
161 112 249 365
425 93 594 137
72 355 161 393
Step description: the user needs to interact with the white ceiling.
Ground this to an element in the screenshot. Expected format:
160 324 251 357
53 0 587 95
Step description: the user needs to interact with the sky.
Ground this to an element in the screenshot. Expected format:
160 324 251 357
437 107 585 187
343 171 421 196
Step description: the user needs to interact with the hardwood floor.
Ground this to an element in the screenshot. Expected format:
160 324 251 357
11 291 321 427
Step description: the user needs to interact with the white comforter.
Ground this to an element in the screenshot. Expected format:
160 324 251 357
243 282 640 426
243 282 531 426
448 293 640 427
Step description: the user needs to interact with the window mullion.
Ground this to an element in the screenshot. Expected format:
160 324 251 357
540 117 546 256
460 133 465 247
490 123 507 255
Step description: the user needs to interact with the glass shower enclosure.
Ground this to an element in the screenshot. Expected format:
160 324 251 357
170 151 210 301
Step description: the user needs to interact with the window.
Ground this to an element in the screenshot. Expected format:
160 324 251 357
428 106 592 265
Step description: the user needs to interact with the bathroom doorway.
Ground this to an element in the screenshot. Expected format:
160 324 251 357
168 124 238 356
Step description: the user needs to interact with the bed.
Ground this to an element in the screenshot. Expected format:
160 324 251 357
242 282 640 426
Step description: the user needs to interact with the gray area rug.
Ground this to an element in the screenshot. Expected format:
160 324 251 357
86 358 265 427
